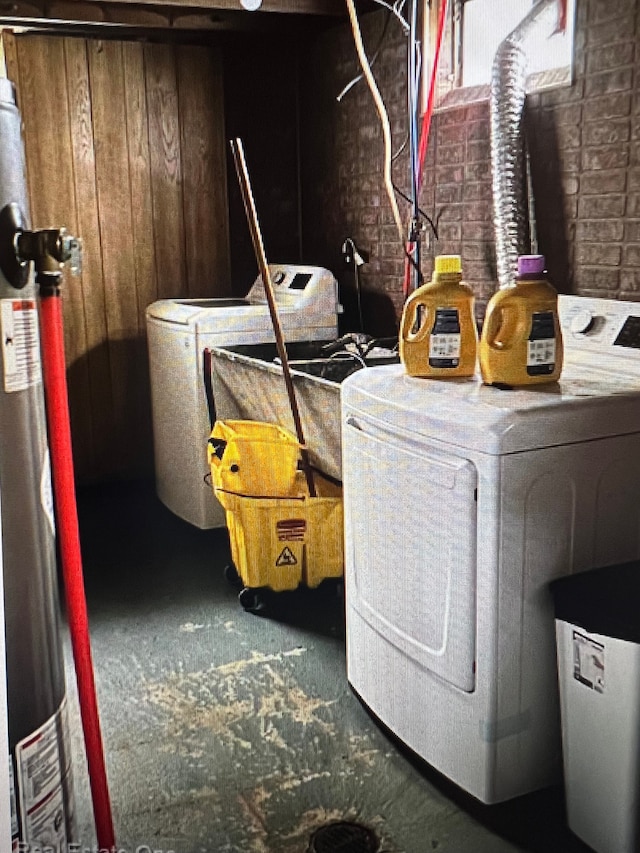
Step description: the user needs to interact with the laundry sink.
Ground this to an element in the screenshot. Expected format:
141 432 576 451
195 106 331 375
208 341 398 481
181 298 251 308
288 352 399 383
222 342 399 384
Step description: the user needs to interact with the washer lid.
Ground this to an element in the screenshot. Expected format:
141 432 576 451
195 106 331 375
145 264 339 327
341 362 640 454
145 298 260 326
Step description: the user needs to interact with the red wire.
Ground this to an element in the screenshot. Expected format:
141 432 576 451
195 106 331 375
403 0 449 297
417 0 448 192
556 0 567 33
39 293 116 850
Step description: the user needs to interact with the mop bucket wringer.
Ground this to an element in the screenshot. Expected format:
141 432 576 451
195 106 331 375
207 420 343 611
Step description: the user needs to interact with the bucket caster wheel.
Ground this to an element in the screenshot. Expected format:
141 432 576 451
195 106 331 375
224 563 242 589
238 587 265 614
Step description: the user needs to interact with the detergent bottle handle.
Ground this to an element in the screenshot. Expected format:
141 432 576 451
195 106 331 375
401 293 431 343
483 299 517 350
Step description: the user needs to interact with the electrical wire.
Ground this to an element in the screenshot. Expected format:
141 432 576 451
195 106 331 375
406 0 422 292
403 245 423 287
402 0 449 297
354 262 365 333
370 0 409 32
393 182 440 239
392 132 409 162
337 11 393 102
346 0 406 244
393 0 407 20
417 0 448 191
320 350 367 380
407 0 420 216
342 237 366 332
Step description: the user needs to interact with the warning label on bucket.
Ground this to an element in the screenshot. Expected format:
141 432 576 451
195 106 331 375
276 546 298 567
1 299 42 392
276 519 306 542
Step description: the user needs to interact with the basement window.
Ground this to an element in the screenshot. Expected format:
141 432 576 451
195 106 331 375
426 0 577 109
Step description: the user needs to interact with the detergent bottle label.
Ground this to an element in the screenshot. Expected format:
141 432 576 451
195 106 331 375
527 311 557 376
429 308 461 368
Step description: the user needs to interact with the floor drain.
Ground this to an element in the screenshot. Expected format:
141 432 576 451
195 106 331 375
307 820 380 853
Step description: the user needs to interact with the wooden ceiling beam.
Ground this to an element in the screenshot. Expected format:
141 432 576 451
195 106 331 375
0 0 346 33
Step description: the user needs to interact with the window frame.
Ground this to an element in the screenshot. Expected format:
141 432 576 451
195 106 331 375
423 0 576 113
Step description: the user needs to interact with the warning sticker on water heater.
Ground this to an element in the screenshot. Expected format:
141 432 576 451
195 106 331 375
1 299 42 392
573 630 605 693
16 698 73 851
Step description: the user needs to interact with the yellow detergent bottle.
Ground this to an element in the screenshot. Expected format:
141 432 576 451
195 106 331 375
399 254 478 378
479 254 563 387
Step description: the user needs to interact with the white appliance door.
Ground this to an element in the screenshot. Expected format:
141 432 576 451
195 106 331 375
343 412 478 692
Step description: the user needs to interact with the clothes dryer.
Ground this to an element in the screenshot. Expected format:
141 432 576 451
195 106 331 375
147 264 340 528
341 295 640 803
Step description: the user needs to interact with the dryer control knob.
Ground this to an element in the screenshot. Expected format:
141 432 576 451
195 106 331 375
570 310 595 335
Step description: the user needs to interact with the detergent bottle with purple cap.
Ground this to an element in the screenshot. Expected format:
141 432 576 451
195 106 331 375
479 253 563 387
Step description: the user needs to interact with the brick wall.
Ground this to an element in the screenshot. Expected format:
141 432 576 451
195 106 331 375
301 0 640 333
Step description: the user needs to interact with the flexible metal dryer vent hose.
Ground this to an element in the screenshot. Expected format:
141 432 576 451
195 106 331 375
490 0 559 289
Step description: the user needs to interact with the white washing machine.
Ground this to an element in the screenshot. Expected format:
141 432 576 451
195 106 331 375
147 264 340 529
341 294 640 804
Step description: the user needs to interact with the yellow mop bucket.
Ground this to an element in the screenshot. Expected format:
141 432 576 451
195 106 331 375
207 419 301 496
215 472 343 607
208 421 344 612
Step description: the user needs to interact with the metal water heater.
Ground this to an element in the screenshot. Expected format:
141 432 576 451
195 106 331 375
0 78 75 849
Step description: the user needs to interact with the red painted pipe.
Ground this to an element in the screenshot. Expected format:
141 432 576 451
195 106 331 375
39 290 116 850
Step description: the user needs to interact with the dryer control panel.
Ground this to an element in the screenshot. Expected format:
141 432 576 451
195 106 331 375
559 295 640 360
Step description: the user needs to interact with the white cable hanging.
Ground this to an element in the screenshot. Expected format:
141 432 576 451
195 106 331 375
370 0 409 31
346 0 406 244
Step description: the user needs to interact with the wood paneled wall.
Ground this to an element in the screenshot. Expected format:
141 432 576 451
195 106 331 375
4 32 231 483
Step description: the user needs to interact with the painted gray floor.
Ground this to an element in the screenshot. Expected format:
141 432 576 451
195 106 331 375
64 482 592 853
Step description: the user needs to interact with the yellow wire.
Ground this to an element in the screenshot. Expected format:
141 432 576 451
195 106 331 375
346 0 406 244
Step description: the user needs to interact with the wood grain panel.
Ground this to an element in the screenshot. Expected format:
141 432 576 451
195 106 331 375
144 42 187 300
64 37 115 482
89 38 140 477
123 41 158 320
177 45 231 297
9 33 94 479
8 31 232 483
123 40 157 475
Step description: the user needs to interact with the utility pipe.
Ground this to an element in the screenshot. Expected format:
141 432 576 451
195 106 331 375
34 244 116 850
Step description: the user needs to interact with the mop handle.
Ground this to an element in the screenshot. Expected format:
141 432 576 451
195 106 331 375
230 138 316 498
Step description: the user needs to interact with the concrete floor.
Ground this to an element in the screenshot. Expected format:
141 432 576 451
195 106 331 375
64 482 593 853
